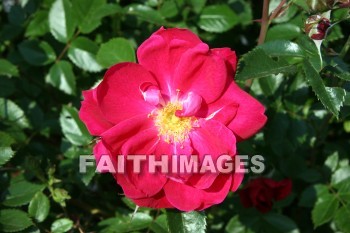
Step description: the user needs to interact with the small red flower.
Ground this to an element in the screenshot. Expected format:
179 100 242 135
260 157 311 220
79 27 267 211
238 178 292 213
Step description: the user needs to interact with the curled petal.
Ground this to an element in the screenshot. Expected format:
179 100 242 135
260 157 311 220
140 82 164 106
176 92 202 117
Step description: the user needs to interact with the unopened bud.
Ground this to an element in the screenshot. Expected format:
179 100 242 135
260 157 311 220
305 15 331 40
307 0 336 12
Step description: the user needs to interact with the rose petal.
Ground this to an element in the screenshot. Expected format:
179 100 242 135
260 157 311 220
132 190 174 209
187 119 236 189
173 43 228 103
206 81 267 141
79 89 114 136
164 174 232 211
137 27 202 98
97 63 158 124
121 128 167 197
101 114 154 154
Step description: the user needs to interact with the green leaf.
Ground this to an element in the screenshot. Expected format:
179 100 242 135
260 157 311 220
299 185 328 208
236 48 296 80
28 192 50 222
303 60 346 118
96 38 136 68
59 105 92 146
334 204 350 233
3 175 45 207
150 214 168 233
160 1 179 18
258 40 306 58
0 132 15 147
260 213 300 233
332 167 350 185
18 40 56 66
72 0 121 33
0 209 33 232
166 210 206 233
0 59 19 77
0 98 30 129
325 152 339 172
312 192 339 228
46 61 76 95
266 23 301 41
49 0 76 43
98 213 153 233
0 147 15 167
198 5 238 33
225 215 253 233
51 218 73 233
188 0 207 14
68 37 102 72
337 72 350 81
126 4 167 25
25 10 49 37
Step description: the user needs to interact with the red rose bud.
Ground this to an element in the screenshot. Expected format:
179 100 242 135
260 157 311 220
307 0 335 12
238 178 292 213
305 15 331 40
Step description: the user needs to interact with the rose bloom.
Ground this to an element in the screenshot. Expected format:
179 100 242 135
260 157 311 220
79 27 267 211
238 178 292 213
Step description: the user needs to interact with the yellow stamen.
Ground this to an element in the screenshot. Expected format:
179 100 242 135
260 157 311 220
154 102 193 143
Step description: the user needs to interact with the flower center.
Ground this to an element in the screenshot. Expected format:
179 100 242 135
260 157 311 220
154 102 193 143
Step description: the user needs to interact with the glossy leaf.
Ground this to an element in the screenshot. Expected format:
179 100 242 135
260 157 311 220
96 38 136 68
198 5 238 33
59 105 92 146
49 0 76 43
68 37 102 72
51 218 74 233
303 60 346 118
0 209 33 232
236 48 296 80
46 61 76 95
0 59 19 77
18 40 56 66
167 210 206 233
28 192 50 222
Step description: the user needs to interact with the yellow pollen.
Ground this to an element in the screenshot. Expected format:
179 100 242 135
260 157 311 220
154 102 193 143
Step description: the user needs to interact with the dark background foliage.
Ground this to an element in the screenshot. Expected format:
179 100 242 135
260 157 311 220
0 0 350 232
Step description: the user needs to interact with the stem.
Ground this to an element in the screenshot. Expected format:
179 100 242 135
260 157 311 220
340 35 350 59
257 0 270 45
56 30 81 62
245 0 270 91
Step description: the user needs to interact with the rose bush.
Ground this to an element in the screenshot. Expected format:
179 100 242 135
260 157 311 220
79 27 267 211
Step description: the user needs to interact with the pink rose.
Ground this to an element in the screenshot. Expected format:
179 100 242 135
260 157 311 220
79 27 267 211
239 178 292 213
